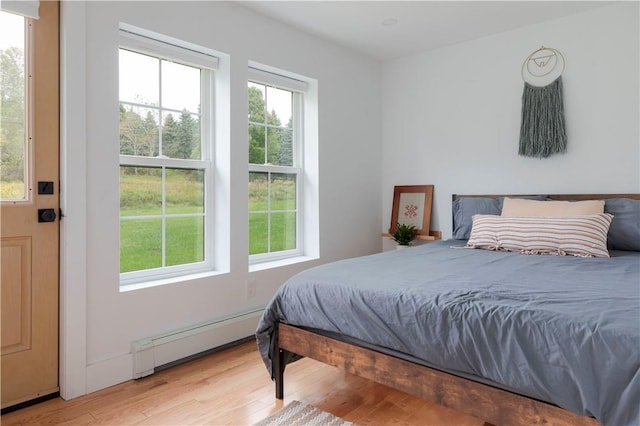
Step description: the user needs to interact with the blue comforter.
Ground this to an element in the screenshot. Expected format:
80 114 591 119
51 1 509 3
256 241 640 425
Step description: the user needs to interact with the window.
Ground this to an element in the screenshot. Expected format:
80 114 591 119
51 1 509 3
0 11 28 201
118 26 217 285
248 67 307 263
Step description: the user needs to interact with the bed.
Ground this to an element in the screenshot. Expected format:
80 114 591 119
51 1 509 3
256 194 640 426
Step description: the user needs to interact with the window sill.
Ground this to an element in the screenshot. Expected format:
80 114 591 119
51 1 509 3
120 270 228 292
249 255 318 273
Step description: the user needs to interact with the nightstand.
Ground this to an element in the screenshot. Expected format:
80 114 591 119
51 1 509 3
381 230 442 251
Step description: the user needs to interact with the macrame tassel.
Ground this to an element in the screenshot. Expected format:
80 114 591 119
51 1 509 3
519 76 567 158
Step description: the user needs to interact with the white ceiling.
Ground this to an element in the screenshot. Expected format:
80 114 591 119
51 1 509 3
239 1 612 61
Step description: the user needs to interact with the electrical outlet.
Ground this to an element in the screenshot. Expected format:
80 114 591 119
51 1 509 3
246 278 257 299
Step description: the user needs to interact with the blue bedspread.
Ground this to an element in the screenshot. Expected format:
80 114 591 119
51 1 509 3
256 241 640 426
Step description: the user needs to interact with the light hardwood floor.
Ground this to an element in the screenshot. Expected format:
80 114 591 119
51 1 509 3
2 340 485 425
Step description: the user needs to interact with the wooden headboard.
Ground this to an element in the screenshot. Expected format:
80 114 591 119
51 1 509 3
452 193 640 201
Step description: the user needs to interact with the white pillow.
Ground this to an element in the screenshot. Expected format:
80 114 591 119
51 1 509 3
466 214 613 258
501 198 604 217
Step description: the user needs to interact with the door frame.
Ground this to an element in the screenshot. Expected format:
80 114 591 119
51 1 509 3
58 0 88 400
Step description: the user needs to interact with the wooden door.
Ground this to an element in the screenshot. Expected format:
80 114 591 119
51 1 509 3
1 1 59 409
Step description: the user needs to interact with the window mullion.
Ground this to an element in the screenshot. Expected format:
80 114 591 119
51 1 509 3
293 92 302 167
248 164 300 174
158 59 163 157
200 69 211 161
121 100 196 117
120 155 207 169
201 69 213 267
267 171 271 253
161 166 167 267
263 88 268 165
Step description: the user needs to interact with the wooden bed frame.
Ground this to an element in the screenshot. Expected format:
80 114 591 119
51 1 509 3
272 194 640 426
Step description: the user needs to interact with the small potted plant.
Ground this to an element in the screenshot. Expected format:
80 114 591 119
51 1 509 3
391 223 417 248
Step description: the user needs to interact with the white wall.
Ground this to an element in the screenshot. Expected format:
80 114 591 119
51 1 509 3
60 1 381 397
381 3 640 238
60 0 639 399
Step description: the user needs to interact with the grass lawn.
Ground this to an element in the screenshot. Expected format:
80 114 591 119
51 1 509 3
0 181 25 199
120 215 205 272
120 172 296 272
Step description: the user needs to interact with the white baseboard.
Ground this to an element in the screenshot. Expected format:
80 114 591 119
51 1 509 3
85 309 263 394
132 309 264 378
86 353 133 394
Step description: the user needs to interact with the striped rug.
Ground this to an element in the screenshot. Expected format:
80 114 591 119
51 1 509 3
254 400 356 426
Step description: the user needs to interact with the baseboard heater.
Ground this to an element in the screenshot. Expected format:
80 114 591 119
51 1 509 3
131 308 264 378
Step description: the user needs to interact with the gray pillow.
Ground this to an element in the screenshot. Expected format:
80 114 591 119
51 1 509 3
452 198 501 240
452 195 547 240
604 198 640 251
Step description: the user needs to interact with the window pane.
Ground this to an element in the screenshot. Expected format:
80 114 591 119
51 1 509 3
275 128 293 166
120 166 162 216
120 218 162 272
249 171 268 211
266 86 292 127
0 11 26 200
165 168 204 214
162 111 200 159
248 172 297 255
271 173 296 210
166 216 204 266
270 212 296 251
161 60 200 112
248 83 265 123
119 104 159 156
266 126 280 165
249 213 268 255
249 171 268 255
119 49 159 106
248 124 266 164
248 82 294 167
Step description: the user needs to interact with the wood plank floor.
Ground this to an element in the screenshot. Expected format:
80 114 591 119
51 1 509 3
2 340 485 425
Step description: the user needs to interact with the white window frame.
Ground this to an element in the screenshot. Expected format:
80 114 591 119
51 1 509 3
1 1 39 19
248 66 307 265
118 25 217 286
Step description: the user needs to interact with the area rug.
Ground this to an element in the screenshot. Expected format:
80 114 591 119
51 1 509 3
254 400 356 426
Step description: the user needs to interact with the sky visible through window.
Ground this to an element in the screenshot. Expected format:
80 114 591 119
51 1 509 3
249 81 293 128
119 49 200 113
0 11 23 49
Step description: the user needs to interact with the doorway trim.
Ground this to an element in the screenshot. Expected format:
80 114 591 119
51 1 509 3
59 0 88 400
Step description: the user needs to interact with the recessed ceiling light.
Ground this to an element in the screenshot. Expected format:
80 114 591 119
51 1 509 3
381 18 398 26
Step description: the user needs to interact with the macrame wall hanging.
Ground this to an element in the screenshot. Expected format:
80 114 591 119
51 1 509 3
519 46 567 158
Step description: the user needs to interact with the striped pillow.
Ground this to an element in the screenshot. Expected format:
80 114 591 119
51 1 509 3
466 214 613 258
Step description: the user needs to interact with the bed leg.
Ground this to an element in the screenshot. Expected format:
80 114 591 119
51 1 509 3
274 347 285 399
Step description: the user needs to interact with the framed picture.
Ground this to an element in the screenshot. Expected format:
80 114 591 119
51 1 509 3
389 185 434 236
